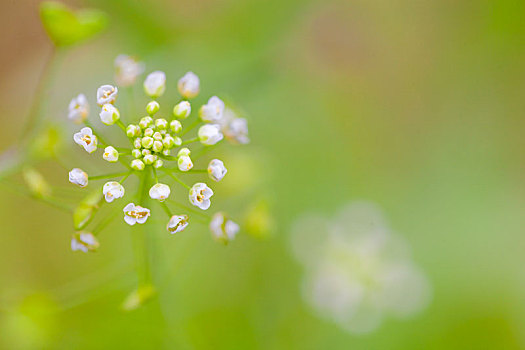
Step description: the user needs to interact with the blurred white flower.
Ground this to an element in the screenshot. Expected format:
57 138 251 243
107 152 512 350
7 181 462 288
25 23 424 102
290 201 431 334
198 124 223 146
103 181 125 203
220 108 250 144
96 84 118 106
177 71 200 99
189 182 213 210
68 168 88 188
68 93 89 123
208 159 227 182
210 212 239 244
149 183 170 202
167 214 189 234
114 54 144 87
71 231 99 252
103 146 119 162
73 127 97 153
199 96 224 123
123 203 151 225
143 71 166 98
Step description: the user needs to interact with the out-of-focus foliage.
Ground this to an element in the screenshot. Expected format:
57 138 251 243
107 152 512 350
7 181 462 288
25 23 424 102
40 1 108 47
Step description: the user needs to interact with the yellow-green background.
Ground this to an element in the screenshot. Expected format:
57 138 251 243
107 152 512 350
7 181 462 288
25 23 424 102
1 0 524 349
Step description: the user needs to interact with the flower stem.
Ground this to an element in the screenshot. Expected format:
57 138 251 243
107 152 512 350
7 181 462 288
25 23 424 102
166 199 211 220
116 119 127 133
160 201 172 217
163 169 191 190
180 118 201 136
89 171 131 180
180 137 199 145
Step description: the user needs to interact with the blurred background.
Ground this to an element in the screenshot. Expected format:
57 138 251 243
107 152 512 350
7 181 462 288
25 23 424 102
1 0 525 348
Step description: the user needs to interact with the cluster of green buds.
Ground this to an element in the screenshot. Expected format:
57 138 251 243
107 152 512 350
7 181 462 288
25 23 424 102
67 56 250 253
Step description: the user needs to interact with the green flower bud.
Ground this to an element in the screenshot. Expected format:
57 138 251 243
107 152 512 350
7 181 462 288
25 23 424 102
152 140 163 153
126 124 141 138
177 147 191 157
146 101 160 115
141 136 153 149
133 137 142 149
132 149 142 158
174 136 182 146
163 135 175 149
139 116 153 129
153 131 162 141
162 148 171 156
155 118 168 130
144 128 154 137
143 154 157 165
22 168 51 198
142 149 151 156
131 159 145 171
170 120 182 133
172 101 191 119
153 159 164 169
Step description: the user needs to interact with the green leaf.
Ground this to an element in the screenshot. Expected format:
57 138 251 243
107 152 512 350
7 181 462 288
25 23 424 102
73 187 103 230
39 1 108 47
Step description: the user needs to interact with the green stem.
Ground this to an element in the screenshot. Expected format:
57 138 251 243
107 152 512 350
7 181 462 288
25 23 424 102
180 118 201 136
120 171 133 184
116 119 127 133
163 169 191 190
160 201 172 217
180 137 199 145
166 199 211 220
89 171 130 180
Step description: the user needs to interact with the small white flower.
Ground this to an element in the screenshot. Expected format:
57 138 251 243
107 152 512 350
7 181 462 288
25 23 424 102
143 71 166 98
103 181 125 203
189 182 213 210
199 96 224 122
99 104 120 125
149 183 171 202
210 212 240 244
177 71 200 99
208 159 227 182
146 101 160 115
114 54 144 87
68 94 89 123
96 84 118 106
167 214 189 234
71 231 99 252
172 101 191 119
73 127 98 153
69 168 88 188
103 146 119 162
123 203 151 225
226 118 250 145
198 124 223 146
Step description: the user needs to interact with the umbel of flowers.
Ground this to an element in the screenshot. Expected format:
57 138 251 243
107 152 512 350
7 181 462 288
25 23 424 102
68 56 249 252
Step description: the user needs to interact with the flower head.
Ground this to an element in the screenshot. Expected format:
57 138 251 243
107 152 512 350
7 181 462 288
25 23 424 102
198 124 223 146
68 94 89 123
144 71 166 98
123 203 151 225
99 104 120 125
71 231 99 252
189 182 213 210
208 159 227 182
73 127 98 153
69 168 88 187
199 96 224 122
103 146 119 162
114 54 144 87
167 214 189 234
103 181 125 203
177 71 200 99
97 84 118 106
149 183 171 202
210 212 240 244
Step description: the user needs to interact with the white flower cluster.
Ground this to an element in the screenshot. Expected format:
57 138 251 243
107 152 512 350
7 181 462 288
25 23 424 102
290 201 431 334
67 57 246 252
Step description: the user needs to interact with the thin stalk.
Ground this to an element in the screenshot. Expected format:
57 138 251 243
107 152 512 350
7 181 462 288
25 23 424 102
180 118 201 136
160 201 172 217
89 171 131 180
167 198 211 220
163 169 191 190
180 137 199 145
116 119 127 133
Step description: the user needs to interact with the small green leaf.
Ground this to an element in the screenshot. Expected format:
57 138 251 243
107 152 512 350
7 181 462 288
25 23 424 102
40 1 108 47
73 187 103 230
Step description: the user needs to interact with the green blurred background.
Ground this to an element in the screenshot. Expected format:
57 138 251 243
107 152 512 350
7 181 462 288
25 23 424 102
1 0 525 349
